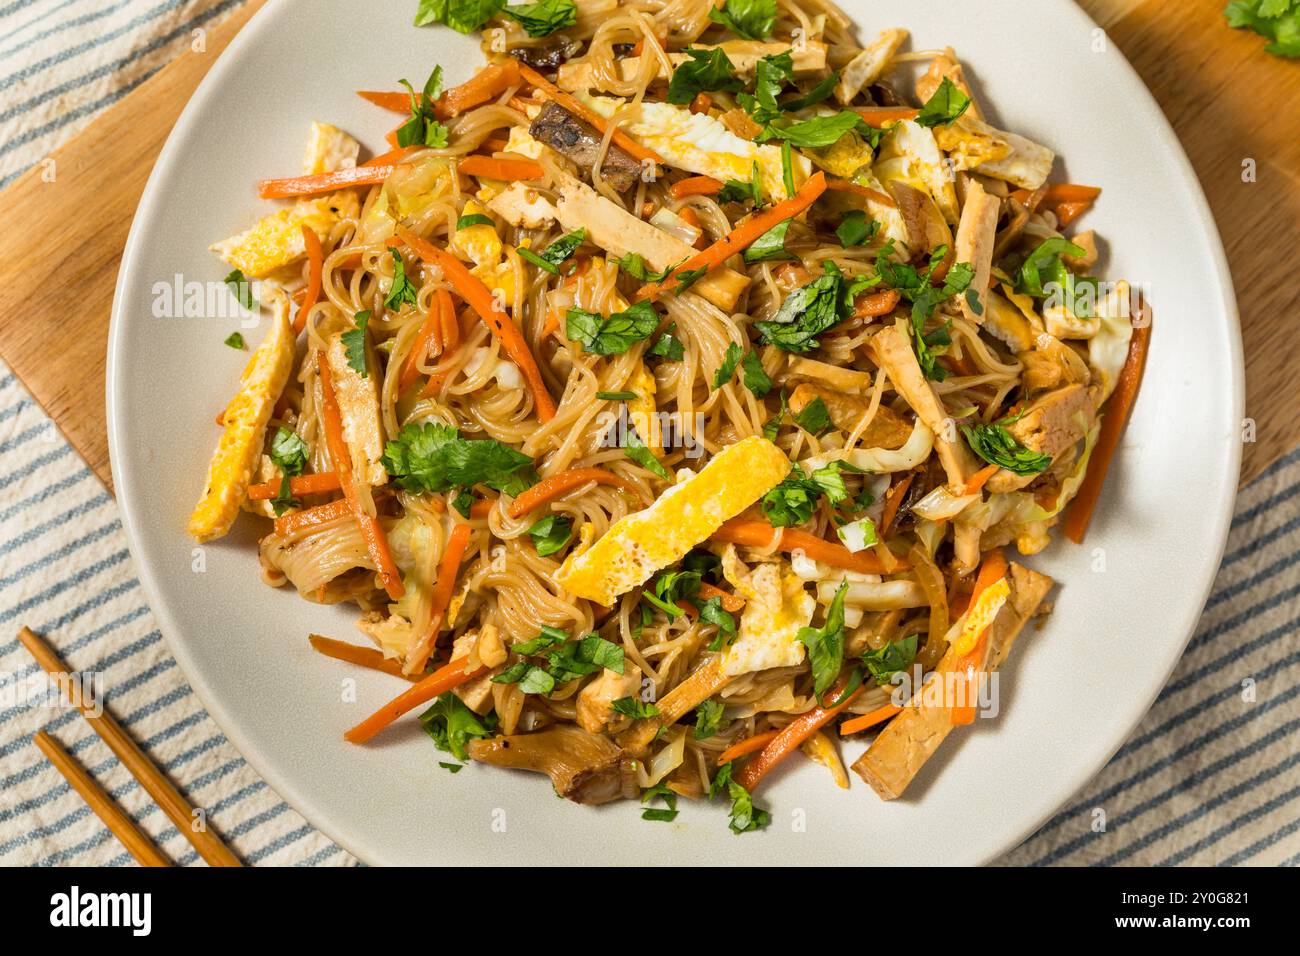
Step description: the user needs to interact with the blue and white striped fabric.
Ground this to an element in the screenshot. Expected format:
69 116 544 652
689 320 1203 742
0 362 354 865
2 0 1297 868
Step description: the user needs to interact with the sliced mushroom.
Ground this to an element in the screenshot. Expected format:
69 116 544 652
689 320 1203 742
529 101 643 192
467 725 638 804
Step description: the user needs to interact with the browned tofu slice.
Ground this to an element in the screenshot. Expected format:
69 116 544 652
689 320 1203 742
985 383 1096 493
324 331 387 487
788 383 913 448
852 562 1054 799
954 180 1000 323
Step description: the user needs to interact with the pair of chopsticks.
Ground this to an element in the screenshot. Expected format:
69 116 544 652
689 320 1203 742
17 626 241 867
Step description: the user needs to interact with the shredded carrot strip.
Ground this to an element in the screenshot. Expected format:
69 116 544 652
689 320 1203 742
357 61 521 120
273 497 351 538
258 165 397 199
480 137 511 154
1044 183 1101 203
343 656 487 744
697 582 745 613
839 703 902 736
516 62 664 166
880 473 915 537
1051 200 1092 227
362 145 422 168
458 155 545 181
735 680 864 790
309 634 417 681
356 90 409 113
668 175 723 200
825 177 897 207
689 92 712 115
716 730 779 765
950 549 1008 725
293 225 324 334
318 361 404 600
854 288 901 318
853 106 920 127
1063 312 1151 543
959 463 999 497
400 288 451 392
640 172 827 300
508 468 640 518
405 522 474 675
247 472 341 500
395 225 557 421
711 519 905 574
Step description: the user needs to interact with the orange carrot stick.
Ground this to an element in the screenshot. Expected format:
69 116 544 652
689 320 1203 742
698 582 745 613
839 703 902 736
853 106 920 127
404 521 473 675
362 145 422 168
400 288 451 392
258 164 397 200
438 60 521 118
273 497 351 537
1044 183 1102 203
1062 311 1151 544
395 225 557 421
247 472 341 501
1051 200 1092 227
879 473 915 537
318 361 405 600
458 155 545 181
516 62 664 166
293 225 324 334
343 656 488 744
735 682 864 790
716 730 780 765
959 463 999 497
507 468 641 518
309 634 417 681
668 176 724 200
825 177 897 207
640 172 828 300
853 288 901 318
711 519 905 574
950 549 1008 725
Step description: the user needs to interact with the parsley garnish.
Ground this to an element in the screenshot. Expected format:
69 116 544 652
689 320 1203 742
793 396 832 435
666 47 744 105
527 514 572 557
616 253 673 283
712 342 743 389
836 210 879 247
414 0 505 35
914 77 972 128
456 213 494 229
519 228 586 276
648 326 685 361
381 421 536 494
396 67 449 148
707 0 776 39
758 111 873 149
693 698 726 739
613 697 661 719
268 426 309 517
743 219 794 263
716 162 763 206
223 269 257 311
641 782 679 822
796 578 849 701
702 597 737 650
223 332 245 350
1224 1 1300 58
567 301 658 355
710 761 771 834
862 634 919 686
384 250 420 310
419 692 497 760
961 420 1052 476
502 0 576 37
341 310 371 377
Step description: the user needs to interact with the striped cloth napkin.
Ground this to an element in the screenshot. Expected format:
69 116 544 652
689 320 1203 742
2 0 1296 867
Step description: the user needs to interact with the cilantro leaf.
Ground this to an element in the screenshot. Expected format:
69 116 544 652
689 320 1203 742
414 0 505 33
223 332 245 350
716 162 763 206
648 326 685 361
519 228 586 275
384 250 420 310
707 0 776 40
701 597 737 650
616 253 673 282
761 466 822 527
270 427 309 476
743 218 794 263
667 47 744 105
961 421 1052 476
710 761 771 834
836 209 879 247
613 697 661 719
758 111 871 148
693 698 726 739
223 269 257 311
527 514 572 557
381 421 535 494
624 426 671 480
491 660 557 695
419 692 497 760
502 0 576 37
641 782 679 822
753 270 846 353
342 310 371 377
793 396 832 435
567 300 658 355
713 342 743 389
914 77 972 128
796 579 848 700
862 634 919 686
1014 237 1098 318
740 350 772 398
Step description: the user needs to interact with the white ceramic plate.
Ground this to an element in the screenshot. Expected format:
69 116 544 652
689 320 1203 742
107 0 1242 865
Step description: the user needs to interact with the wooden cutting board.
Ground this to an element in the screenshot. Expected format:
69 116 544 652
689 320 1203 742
1 0 1296 494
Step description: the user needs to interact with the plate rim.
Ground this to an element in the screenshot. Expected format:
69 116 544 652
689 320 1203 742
106 0 1244 866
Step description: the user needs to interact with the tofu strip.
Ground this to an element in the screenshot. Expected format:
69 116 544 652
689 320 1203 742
954 180 1000 324
553 175 749 312
871 324 981 488
852 562 1054 799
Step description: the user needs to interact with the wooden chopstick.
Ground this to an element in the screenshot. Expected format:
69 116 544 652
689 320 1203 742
32 730 172 867
17 626 243 867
